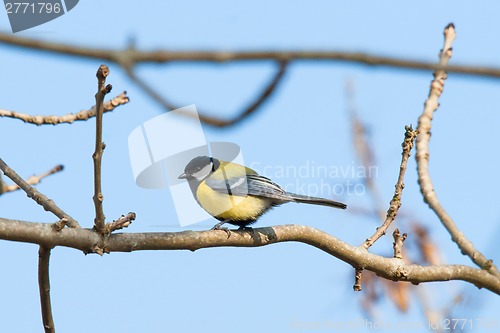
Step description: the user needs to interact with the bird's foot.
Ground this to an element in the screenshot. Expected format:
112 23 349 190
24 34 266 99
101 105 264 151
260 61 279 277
211 221 231 238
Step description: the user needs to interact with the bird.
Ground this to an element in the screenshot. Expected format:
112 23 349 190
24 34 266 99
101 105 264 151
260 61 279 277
178 156 347 230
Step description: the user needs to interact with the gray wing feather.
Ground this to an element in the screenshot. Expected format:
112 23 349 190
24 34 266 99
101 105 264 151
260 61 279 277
205 174 291 202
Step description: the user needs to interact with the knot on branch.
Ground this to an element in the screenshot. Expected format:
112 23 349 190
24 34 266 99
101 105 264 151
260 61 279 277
483 259 494 271
51 217 68 232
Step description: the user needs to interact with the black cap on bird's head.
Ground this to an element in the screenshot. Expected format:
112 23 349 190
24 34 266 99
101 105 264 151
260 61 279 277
178 156 220 181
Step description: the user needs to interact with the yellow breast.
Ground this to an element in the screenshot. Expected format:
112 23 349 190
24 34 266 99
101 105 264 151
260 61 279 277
196 181 271 222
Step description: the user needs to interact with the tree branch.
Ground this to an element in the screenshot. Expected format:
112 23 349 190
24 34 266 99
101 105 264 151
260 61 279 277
415 23 500 277
0 158 80 228
0 219 499 294
38 246 55 333
362 125 418 249
0 92 129 125
124 60 288 127
0 164 63 195
2 32 500 78
92 65 111 233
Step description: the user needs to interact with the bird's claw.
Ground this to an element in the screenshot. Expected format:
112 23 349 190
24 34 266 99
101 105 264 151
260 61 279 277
211 221 231 238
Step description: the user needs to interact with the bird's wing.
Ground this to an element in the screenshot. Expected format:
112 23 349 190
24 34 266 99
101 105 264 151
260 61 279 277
205 174 290 201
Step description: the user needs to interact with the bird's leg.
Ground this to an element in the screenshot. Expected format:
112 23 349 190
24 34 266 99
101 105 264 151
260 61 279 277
211 220 231 238
211 220 228 229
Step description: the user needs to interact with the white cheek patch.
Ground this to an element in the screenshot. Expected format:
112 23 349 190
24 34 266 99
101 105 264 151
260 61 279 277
193 164 213 181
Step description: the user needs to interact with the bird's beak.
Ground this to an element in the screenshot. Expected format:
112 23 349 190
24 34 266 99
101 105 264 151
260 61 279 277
178 172 187 179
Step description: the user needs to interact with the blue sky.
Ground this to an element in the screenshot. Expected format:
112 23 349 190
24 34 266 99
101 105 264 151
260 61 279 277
1 1 499 332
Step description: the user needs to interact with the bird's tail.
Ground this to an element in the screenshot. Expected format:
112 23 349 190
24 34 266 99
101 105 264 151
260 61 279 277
285 192 347 210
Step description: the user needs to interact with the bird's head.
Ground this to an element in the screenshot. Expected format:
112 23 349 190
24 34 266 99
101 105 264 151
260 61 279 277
178 156 220 181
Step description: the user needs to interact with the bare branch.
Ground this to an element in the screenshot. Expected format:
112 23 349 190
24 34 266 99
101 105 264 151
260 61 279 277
362 125 418 249
38 246 55 333
104 212 136 234
2 33 500 78
0 92 129 125
198 60 288 127
0 158 80 228
353 268 363 292
392 228 407 259
92 65 111 233
124 60 288 127
124 65 176 110
0 219 499 294
0 164 63 195
415 23 500 277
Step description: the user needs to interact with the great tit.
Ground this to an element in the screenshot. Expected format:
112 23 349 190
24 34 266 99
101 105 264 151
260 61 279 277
178 156 347 230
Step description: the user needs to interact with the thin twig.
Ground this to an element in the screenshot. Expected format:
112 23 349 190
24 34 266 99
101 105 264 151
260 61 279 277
124 64 176 109
393 228 407 259
2 33 500 78
415 23 500 277
362 125 418 249
0 158 80 228
92 65 111 233
0 92 129 125
124 61 288 127
0 164 63 195
38 246 55 333
201 60 288 127
104 212 136 234
353 268 363 291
